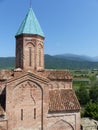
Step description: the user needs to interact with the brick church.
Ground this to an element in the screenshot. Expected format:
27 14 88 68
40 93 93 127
0 6 81 130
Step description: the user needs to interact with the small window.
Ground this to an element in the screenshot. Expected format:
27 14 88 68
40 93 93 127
21 109 23 120
34 108 36 119
29 47 32 66
39 48 41 67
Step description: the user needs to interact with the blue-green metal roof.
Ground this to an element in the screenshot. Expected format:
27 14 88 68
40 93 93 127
16 8 44 37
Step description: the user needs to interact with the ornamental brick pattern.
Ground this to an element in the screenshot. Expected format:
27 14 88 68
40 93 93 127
15 34 44 71
0 69 81 130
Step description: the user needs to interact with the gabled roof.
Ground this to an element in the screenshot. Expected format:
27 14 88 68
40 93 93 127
16 8 44 37
6 71 49 85
39 70 73 80
49 89 80 112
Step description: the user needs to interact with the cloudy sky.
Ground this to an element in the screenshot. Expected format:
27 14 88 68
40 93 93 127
0 0 98 57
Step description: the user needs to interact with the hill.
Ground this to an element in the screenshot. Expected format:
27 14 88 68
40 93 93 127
54 53 98 62
1 54 98 70
0 57 15 69
45 54 98 69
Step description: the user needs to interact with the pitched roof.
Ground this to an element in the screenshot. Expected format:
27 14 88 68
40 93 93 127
16 8 44 37
42 70 73 80
49 89 80 112
0 70 13 80
7 71 49 85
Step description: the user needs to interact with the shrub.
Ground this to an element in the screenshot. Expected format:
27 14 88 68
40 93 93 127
84 102 98 120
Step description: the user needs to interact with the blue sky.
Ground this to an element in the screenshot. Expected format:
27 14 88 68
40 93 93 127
0 0 98 57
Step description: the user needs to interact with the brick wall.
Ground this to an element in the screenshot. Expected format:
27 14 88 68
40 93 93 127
44 112 80 130
6 73 48 130
16 34 44 71
5 72 80 130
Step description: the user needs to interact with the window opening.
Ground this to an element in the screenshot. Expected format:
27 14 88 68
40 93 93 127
29 47 32 66
21 109 23 120
39 48 41 67
34 108 36 119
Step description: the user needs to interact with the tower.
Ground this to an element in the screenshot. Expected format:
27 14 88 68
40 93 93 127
15 8 45 71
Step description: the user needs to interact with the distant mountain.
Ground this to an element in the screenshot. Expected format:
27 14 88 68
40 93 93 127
54 54 98 62
45 54 98 69
0 57 15 69
93 56 98 62
1 54 98 70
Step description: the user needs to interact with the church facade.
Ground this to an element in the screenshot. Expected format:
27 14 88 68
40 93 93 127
0 7 80 130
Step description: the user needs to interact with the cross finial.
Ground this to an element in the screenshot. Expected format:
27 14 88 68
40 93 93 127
30 0 32 8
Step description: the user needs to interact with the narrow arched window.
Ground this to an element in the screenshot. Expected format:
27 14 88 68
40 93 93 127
29 47 32 66
34 108 36 119
39 48 41 67
21 109 23 120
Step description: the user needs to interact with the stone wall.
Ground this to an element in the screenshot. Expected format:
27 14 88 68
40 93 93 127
44 112 80 130
0 119 8 130
16 35 44 71
6 73 49 130
81 118 98 130
4 71 80 130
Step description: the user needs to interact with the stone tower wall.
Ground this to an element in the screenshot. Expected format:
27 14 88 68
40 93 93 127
6 74 49 130
16 34 44 71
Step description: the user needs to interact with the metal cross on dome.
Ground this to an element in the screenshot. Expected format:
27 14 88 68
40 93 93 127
30 0 32 8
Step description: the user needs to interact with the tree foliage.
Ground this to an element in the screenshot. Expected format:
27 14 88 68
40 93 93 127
84 102 98 120
0 57 15 69
76 84 90 106
89 80 98 102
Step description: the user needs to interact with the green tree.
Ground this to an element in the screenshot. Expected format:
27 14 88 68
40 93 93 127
84 102 98 120
90 80 98 102
76 84 90 106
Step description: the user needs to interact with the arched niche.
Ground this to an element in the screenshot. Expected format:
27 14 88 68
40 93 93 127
47 119 74 130
25 42 36 68
12 80 43 130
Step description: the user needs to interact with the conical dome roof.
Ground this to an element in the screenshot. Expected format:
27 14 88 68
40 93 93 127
16 8 44 37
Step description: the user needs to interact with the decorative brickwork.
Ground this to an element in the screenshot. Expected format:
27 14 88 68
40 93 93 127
15 34 44 71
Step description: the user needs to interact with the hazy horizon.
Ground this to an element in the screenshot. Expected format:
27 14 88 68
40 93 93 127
1 53 98 58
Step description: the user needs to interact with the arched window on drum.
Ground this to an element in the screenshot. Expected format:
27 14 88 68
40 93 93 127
29 47 32 66
38 44 43 67
26 42 35 68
